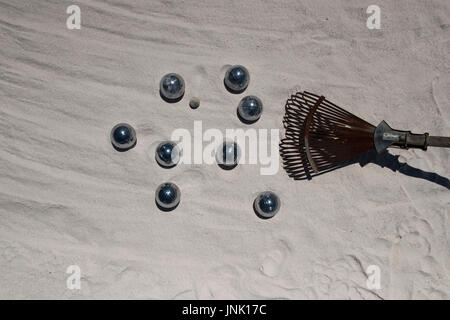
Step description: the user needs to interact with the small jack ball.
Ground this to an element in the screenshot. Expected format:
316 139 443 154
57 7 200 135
155 182 180 211
216 141 240 169
155 141 180 168
237 95 263 123
189 97 200 109
253 191 280 219
160 73 185 101
224 65 250 93
110 123 136 151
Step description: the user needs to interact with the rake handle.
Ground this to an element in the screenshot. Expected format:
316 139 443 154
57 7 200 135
427 136 450 148
394 133 450 150
375 121 450 152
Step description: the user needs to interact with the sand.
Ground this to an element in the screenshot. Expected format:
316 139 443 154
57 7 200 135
0 0 449 299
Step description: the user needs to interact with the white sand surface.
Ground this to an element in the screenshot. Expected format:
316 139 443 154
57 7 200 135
0 0 449 299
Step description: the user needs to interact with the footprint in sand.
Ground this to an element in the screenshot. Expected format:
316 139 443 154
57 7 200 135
259 239 292 278
389 217 442 298
195 265 242 299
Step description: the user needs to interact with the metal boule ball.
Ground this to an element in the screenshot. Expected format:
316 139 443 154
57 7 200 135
224 65 250 93
216 140 240 169
253 191 280 219
155 182 181 211
155 141 180 168
160 73 185 101
110 123 137 151
237 95 263 123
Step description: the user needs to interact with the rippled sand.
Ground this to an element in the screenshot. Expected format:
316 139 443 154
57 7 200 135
0 0 449 299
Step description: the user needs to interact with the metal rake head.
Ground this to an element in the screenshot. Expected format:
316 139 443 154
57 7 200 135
279 91 376 180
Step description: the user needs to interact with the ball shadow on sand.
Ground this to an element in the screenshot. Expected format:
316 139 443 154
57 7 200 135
111 141 137 152
253 200 274 220
159 90 184 103
223 78 247 94
155 198 179 212
217 163 238 171
236 108 259 125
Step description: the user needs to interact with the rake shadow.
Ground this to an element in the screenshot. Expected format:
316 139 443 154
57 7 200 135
298 150 450 190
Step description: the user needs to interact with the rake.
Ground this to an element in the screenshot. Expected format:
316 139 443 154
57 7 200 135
279 91 450 180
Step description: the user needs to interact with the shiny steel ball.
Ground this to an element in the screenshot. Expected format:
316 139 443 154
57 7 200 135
155 182 180 211
160 73 185 101
110 123 137 151
224 65 250 93
237 95 263 123
216 141 240 169
253 191 280 219
155 141 180 168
